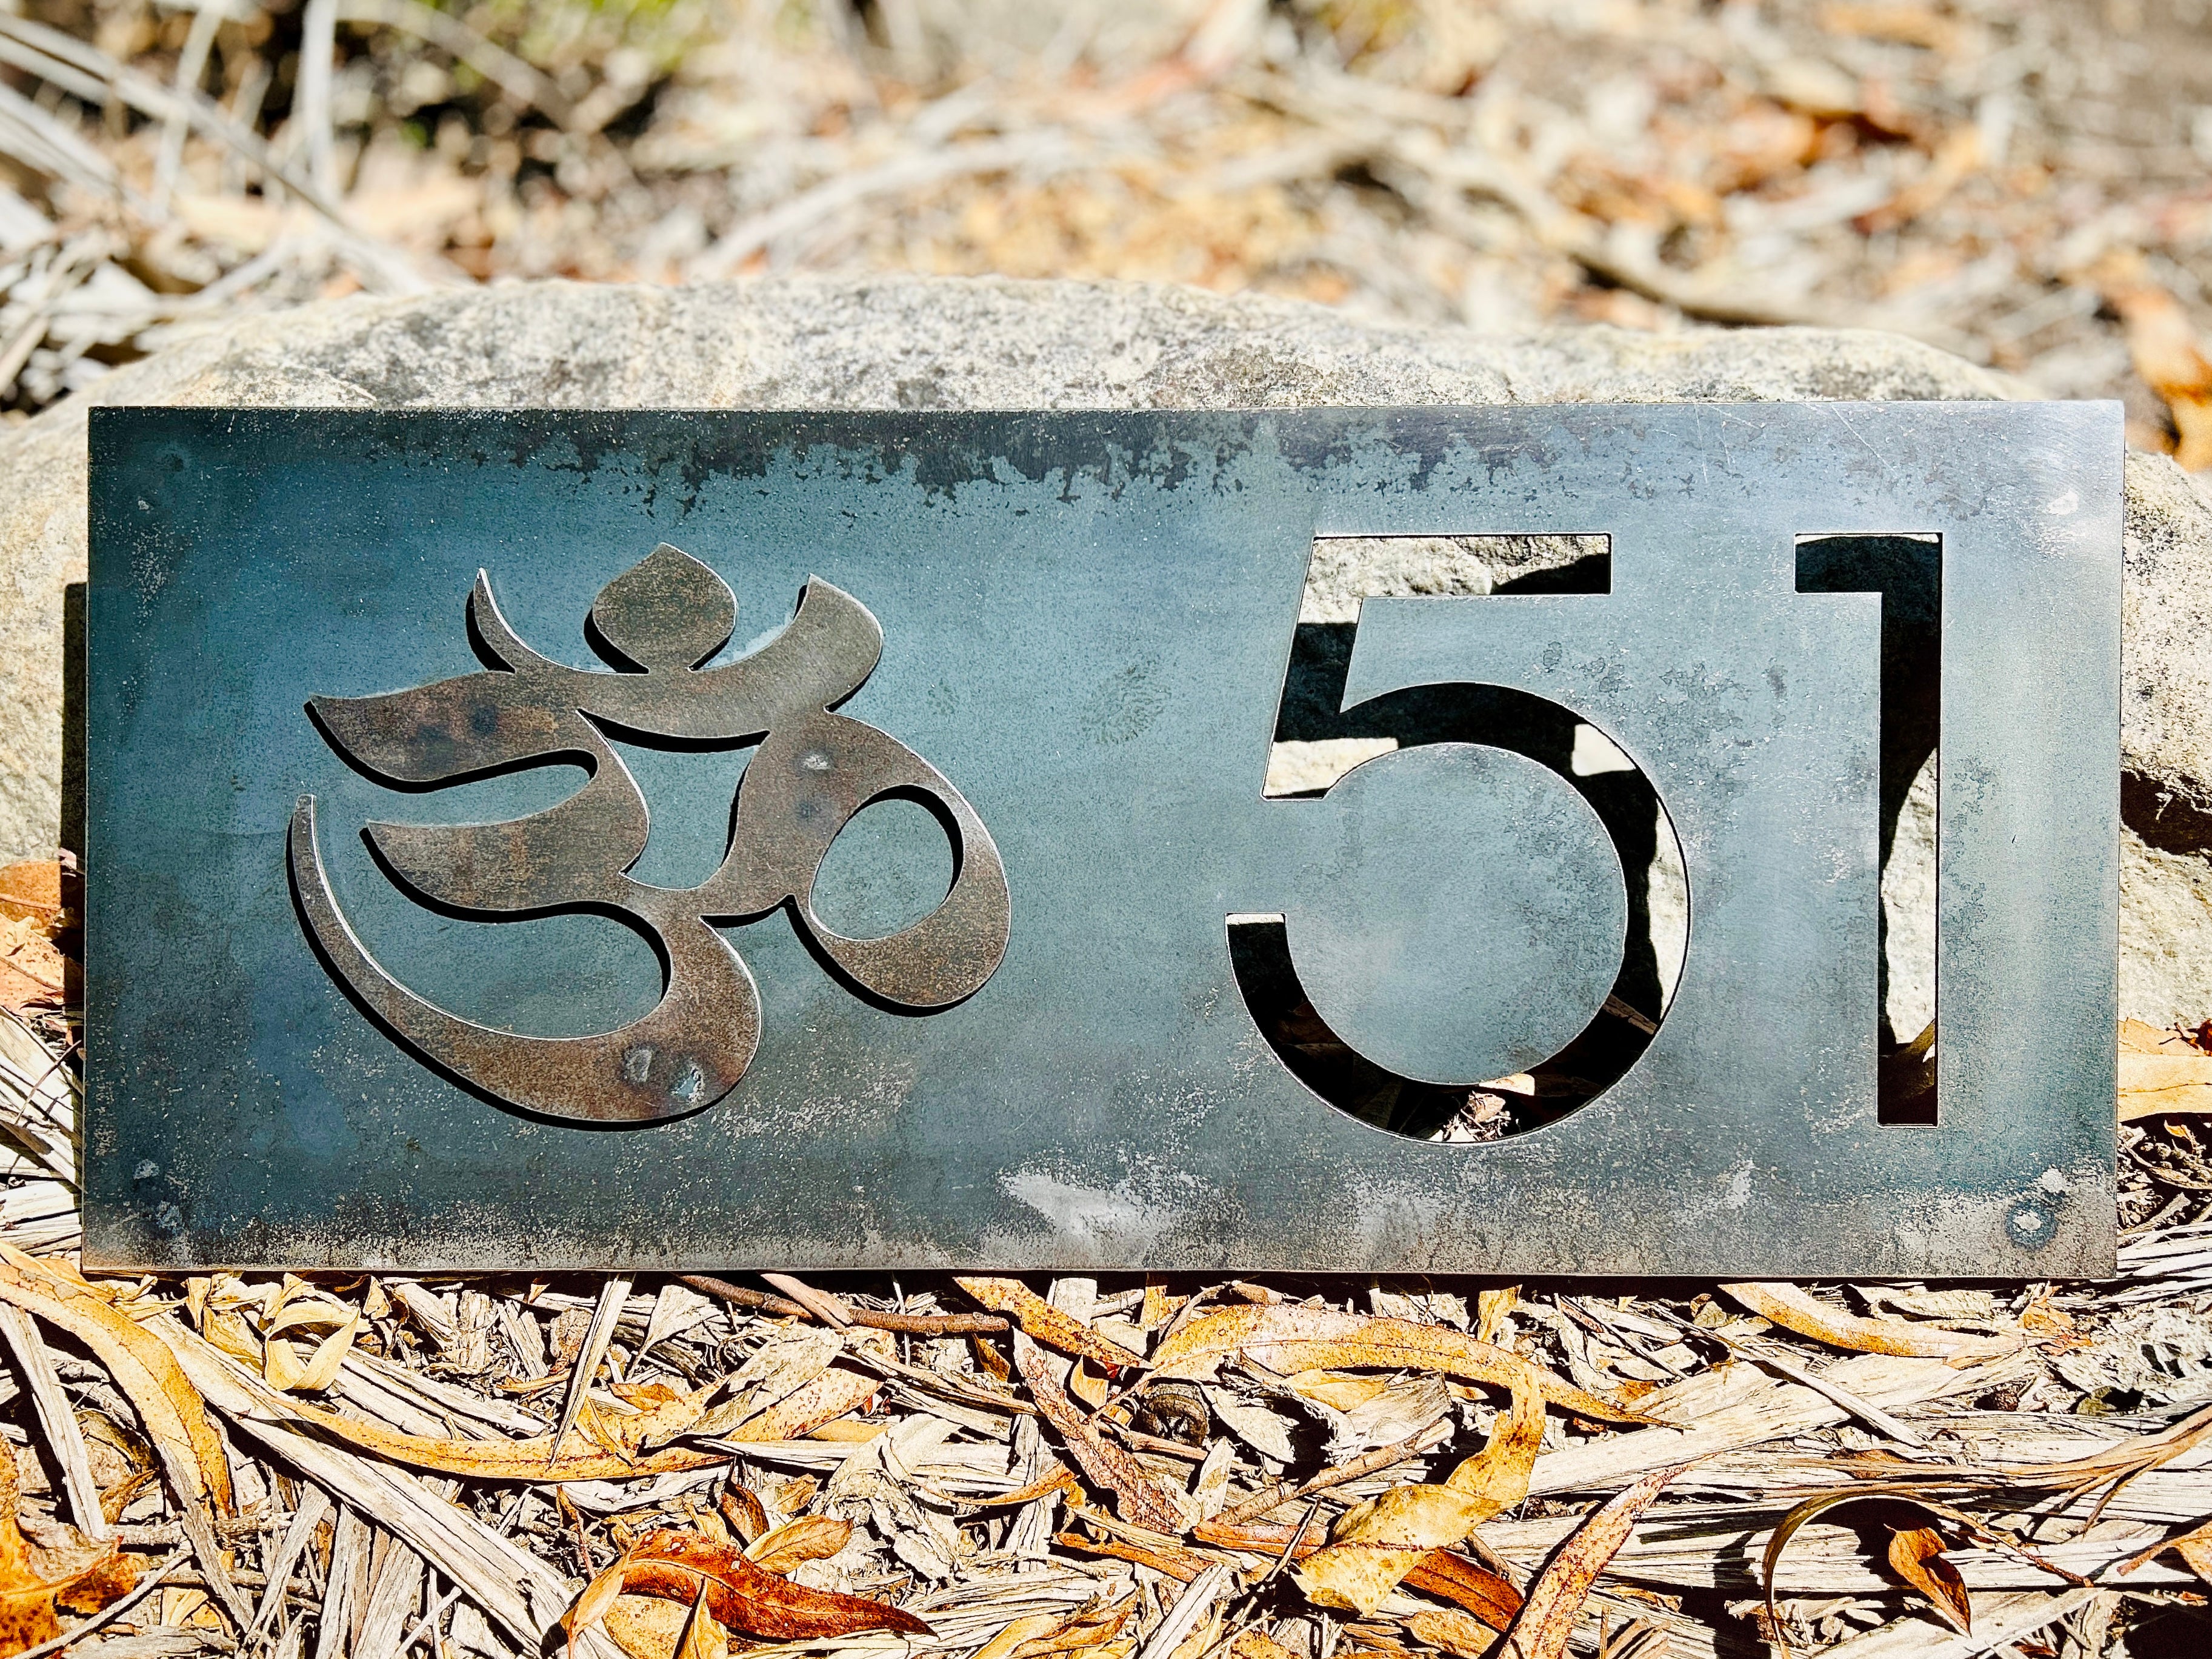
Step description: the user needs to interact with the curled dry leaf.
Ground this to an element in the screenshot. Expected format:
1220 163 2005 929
568 1529 932 1644
1886 1524 1971 1635
973 1612 1065 1659
1493 1463 1685 1659
1150 1306 1649 1423
0 1250 233 1516
1294 1367 1542 1615
264 1309 361 1394
287 1394 730 1481
0 1437 137 1657
170 1330 731 1483
1719 1283 2025 1360
956 1278 1148 1370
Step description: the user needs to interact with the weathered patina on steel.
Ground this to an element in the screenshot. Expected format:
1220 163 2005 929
292 544 1010 1123
85 403 2122 1275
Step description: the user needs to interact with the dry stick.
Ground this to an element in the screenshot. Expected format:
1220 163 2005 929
1247 1498 1327 1598
1209 1420 1455 1530
678 1273 1009 1335
0 1301 106 1538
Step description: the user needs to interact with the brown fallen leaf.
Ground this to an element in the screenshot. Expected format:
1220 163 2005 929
1887 1524 1971 1635
599 1529 931 1641
956 1278 1148 1370
742 1515 852 1575
1056 1530 1225 1583
1491 1463 1685 1659
0 1437 136 1657
0 864 60 926
1001 1594 1137 1659
725 1366 879 1443
1149 1306 1648 1423
1718 1283 2024 1361
968 1463 1084 1510
147 1314 734 1484
973 1612 1065 1659
1226 1631 1305 1659
567 1538 643 1658
0 1252 234 1517
605 1593 692 1659
1013 1332 1185 1534
1294 1367 1542 1614
1405 1607 1503 1658
674 1582 729 1659
1404 1552 1523 1629
2120 1019 2212 1118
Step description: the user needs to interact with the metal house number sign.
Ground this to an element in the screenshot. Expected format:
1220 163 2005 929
87 403 2122 1275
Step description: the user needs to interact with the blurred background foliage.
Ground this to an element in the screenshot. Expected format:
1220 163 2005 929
0 0 2207 459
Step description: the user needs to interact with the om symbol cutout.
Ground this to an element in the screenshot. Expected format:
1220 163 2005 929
289 543 1012 1124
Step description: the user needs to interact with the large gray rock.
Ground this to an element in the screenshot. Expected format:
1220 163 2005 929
4 276 2206 1021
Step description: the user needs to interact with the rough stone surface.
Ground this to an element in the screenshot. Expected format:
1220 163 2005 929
4 275 2204 1020
2123 452 2212 859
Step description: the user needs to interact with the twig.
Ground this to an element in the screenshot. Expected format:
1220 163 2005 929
252 1485 334 1634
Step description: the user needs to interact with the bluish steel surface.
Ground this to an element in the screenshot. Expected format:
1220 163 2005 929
84 403 2122 1275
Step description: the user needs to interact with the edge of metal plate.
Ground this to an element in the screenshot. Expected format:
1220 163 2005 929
82 401 2122 1277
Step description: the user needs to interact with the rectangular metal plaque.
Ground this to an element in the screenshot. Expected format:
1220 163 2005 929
87 403 2121 1275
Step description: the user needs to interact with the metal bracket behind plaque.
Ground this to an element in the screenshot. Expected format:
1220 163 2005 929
85 403 2121 1275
